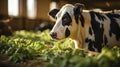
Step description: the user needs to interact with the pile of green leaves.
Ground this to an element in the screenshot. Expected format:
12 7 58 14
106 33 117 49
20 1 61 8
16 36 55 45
0 30 120 67
0 30 74 62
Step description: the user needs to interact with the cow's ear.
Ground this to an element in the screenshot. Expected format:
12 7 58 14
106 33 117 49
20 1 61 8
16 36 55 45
49 9 59 19
74 3 84 14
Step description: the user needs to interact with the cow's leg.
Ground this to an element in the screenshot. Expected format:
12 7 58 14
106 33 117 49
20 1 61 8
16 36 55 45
74 40 99 55
74 40 82 48
74 41 80 48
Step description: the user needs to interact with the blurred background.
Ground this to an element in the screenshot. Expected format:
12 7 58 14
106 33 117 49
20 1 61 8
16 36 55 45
0 0 120 36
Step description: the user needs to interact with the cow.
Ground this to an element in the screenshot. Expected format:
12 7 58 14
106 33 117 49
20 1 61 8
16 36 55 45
48 3 120 52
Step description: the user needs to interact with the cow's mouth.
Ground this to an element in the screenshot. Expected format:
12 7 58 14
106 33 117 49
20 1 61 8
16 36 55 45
50 36 62 40
52 37 61 40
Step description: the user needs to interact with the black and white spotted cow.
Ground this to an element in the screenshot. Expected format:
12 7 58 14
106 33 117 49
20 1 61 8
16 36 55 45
49 3 120 52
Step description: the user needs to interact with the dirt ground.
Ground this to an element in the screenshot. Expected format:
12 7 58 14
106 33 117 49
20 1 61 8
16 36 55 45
0 55 46 67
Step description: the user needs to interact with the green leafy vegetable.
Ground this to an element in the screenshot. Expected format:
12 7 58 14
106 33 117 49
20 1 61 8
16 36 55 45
0 29 120 67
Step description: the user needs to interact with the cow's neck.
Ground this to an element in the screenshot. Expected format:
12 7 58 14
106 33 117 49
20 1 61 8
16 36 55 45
74 11 91 49
75 24 85 49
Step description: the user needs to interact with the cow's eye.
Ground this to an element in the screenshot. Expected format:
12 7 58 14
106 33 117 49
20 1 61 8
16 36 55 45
63 17 68 22
62 12 72 26
62 17 71 26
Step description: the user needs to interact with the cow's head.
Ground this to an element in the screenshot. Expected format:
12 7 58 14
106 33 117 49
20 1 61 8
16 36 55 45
49 3 84 40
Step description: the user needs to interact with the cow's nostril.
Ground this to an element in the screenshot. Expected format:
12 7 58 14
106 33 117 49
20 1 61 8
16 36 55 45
50 32 57 39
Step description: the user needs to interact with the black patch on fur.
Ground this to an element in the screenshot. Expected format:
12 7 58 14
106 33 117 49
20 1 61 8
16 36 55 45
80 14 85 27
62 12 72 26
65 28 70 38
49 9 59 19
74 8 79 24
106 13 120 41
74 14 79 24
89 27 92 35
92 11 106 21
74 9 85 27
89 11 105 52
85 38 95 51
73 3 83 24
104 35 108 45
